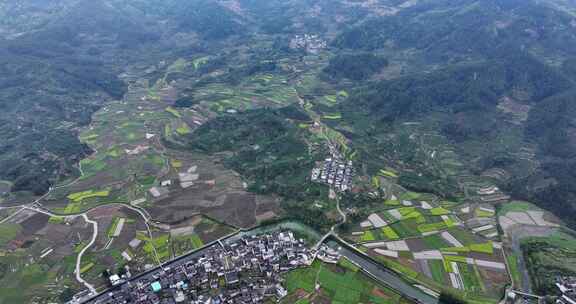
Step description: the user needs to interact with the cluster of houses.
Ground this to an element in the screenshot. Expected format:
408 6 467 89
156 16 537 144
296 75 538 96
85 231 313 304
289 34 327 54
311 157 354 192
556 277 576 304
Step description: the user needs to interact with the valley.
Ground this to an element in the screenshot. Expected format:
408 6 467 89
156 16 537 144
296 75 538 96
1 0 576 303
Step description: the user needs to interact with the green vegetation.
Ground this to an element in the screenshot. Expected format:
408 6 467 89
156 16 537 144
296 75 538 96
429 260 446 284
422 234 451 249
507 254 522 288
165 107 182 118
498 201 537 216
322 113 342 120
142 234 171 262
107 217 122 238
379 170 398 178
475 209 494 218
360 230 375 242
323 53 388 81
186 106 335 231
469 242 493 255
188 106 313 196
190 234 204 248
79 263 94 274
446 228 477 246
67 190 110 202
459 264 484 295
382 226 399 240
522 231 576 295
430 207 450 216
338 257 360 273
63 201 82 214
0 224 20 246
284 260 402 303
175 123 191 135
374 256 419 279
48 216 64 224
418 221 455 234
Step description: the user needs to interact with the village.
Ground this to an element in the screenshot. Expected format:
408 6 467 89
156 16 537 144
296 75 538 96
79 231 320 304
555 277 576 304
311 156 354 193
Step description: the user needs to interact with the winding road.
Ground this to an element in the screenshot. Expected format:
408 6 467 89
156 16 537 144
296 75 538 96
75 214 98 295
8 201 160 294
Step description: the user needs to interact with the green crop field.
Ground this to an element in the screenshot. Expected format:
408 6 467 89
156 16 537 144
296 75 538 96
417 221 452 234
323 113 342 120
430 207 450 216
80 262 95 274
389 220 420 238
428 260 446 284
422 234 451 249
190 234 204 248
284 261 318 293
176 123 191 135
63 201 82 214
399 192 421 200
165 107 181 118
374 256 419 279
0 223 20 246
67 190 109 202
379 169 398 178
338 258 360 272
80 158 107 177
441 246 470 253
142 234 171 261
107 217 123 238
475 209 494 218
469 242 493 254
498 201 537 215
382 226 399 240
360 230 376 242
284 260 403 304
507 254 522 287
384 199 401 206
447 228 477 246
459 264 485 294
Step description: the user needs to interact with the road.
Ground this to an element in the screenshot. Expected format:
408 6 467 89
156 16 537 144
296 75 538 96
81 230 241 304
75 214 98 295
10 202 160 295
0 207 26 224
314 197 346 250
